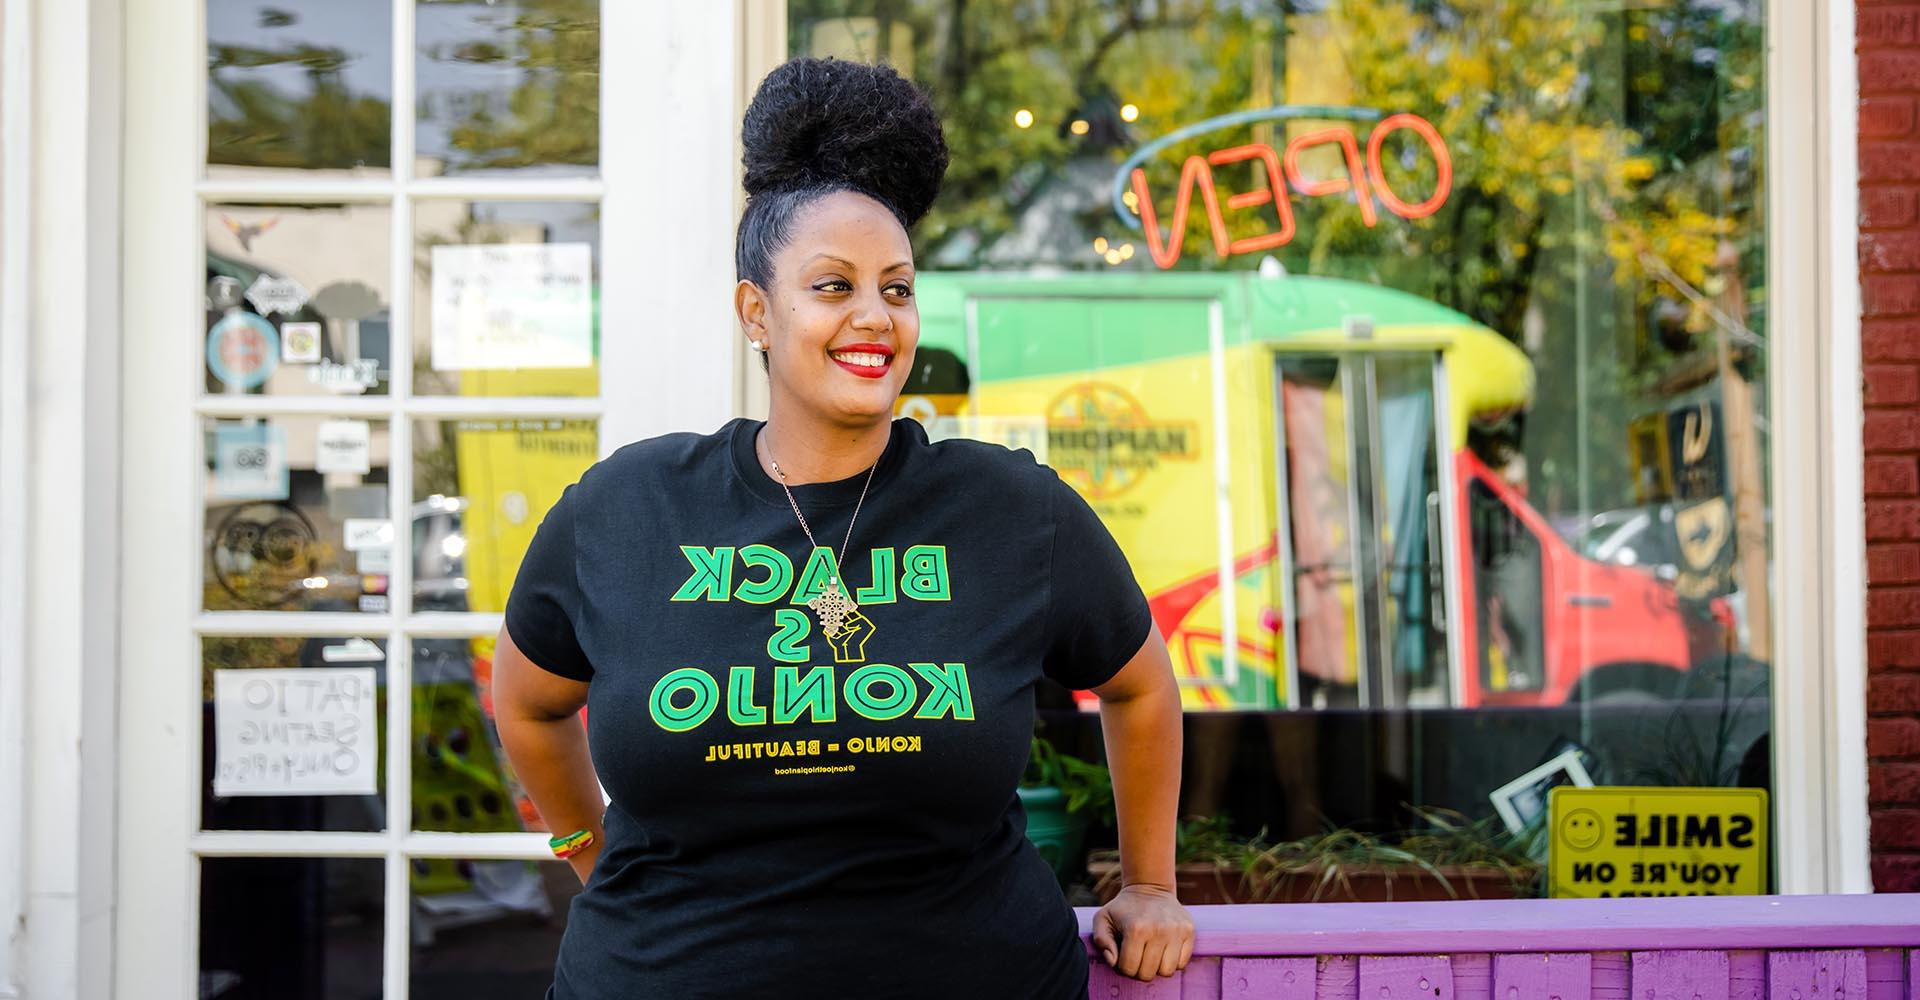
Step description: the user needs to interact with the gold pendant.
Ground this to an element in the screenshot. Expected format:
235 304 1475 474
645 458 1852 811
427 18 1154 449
807 578 857 636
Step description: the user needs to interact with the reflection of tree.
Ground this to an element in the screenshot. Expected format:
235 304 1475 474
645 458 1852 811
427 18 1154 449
209 40 391 168
427 0 600 171
792 0 1766 512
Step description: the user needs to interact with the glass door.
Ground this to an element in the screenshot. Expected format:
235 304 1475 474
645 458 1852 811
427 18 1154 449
193 2 604 996
1273 350 1450 710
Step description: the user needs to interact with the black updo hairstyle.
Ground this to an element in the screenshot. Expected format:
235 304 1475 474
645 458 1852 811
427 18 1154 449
736 57 949 293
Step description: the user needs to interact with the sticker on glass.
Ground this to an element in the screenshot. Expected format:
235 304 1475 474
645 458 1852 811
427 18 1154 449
430 243 594 371
212 423 289 500
315 419 372 475
213 667 378 796
341 518 392 551
245 273 309 316
281 321 323 363
206 313 280 390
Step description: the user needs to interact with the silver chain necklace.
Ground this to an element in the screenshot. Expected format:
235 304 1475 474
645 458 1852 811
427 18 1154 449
763 432 881 637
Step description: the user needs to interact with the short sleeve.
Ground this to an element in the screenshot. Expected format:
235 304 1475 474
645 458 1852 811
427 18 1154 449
1042 475 1154 690
503 486 594 681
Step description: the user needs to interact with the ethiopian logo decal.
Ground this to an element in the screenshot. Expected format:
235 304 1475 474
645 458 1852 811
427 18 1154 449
1046 382 1199 500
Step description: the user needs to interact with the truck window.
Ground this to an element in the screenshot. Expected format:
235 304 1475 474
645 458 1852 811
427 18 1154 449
1469 479 1545 692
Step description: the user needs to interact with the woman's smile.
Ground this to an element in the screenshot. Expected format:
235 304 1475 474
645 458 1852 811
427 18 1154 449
828 342 894 378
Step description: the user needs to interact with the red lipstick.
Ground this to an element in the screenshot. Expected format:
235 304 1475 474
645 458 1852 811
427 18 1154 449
827 342 894 379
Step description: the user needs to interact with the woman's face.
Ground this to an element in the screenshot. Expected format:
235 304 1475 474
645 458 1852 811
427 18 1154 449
740 190 919 428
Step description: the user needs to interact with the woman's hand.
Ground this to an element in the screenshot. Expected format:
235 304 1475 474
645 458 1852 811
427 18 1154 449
1089 883 1195 982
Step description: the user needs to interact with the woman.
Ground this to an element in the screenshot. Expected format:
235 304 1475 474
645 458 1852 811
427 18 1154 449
495 57 1192 1000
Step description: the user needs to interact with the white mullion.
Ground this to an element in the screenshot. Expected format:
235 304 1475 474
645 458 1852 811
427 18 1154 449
193 395 396 418
397 396 604 419
194 178 395 203
192 611 394 637
193 394 604 420
387 3 418 997
403 831 550 861
191 831 391 858
404 612 504 639
408 176 606 202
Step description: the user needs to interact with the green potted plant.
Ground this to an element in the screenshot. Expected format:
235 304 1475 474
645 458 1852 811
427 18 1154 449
1086 807 1542 904
1019 734 1115 881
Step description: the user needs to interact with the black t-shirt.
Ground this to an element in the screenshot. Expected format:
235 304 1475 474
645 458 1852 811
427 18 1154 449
505 416 1152 1000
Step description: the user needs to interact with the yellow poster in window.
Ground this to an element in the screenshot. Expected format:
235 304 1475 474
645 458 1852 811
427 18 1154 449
1548 786 1768 898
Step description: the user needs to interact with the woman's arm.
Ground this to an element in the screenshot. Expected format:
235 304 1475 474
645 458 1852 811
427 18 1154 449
1087 621 1194 982
493 628 605 884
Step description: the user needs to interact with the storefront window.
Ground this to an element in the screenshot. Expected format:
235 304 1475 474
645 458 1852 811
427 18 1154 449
796 0 1773 898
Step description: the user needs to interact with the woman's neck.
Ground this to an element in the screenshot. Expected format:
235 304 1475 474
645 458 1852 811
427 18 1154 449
756 405 892 485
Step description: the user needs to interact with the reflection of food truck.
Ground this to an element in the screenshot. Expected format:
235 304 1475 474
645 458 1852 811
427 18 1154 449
902 273 1729 710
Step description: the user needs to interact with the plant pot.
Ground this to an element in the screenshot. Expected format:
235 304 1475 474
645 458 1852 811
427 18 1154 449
1085 859 1528 904
1019 785 1089 882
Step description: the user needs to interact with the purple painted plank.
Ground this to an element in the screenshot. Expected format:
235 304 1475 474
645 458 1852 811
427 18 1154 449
1075 897 1920 957
1320 955 1362 1000
1361 954 1456 1000
1729 951 1765 1000
1182 957 1224 1000
1769 950 1869 1000
1089 964 1181 1000
1492 952 1593 1000
1594 953 1632 1000
1907 951 1917 1000
1860 950 1903 1000
1455 953 1493 1000
1221 957 1313 1000
1632 950 1731 1000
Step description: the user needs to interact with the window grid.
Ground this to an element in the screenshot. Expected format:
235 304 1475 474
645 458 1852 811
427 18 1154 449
188 4 601 995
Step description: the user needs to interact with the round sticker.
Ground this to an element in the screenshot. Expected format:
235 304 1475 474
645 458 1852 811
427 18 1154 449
206 313 280 389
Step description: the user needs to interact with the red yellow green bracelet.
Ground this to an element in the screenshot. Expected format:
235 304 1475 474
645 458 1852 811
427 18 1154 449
550 829 595 859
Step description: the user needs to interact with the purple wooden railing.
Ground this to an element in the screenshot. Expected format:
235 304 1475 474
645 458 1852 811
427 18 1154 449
1076 896 1920 1000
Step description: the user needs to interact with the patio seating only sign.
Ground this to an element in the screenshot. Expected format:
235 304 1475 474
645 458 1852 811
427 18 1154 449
213 667 378 796
1548 786 1767 897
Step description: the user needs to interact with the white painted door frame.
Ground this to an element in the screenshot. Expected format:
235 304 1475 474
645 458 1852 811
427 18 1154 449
114 1 744 997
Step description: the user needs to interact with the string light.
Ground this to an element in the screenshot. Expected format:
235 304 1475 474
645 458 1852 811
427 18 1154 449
1120 103 1140 122
1104 249 1123 265
1119 243 1135 260
1070 119 1090 136
1014 108 1034 129
1093 237 1109 254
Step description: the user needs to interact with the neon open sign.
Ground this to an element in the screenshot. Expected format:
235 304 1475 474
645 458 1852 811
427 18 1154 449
1112 106 1453 269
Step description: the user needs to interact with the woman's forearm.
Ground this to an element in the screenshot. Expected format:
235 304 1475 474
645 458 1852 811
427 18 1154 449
499 710 606 882
1098 671 1183 890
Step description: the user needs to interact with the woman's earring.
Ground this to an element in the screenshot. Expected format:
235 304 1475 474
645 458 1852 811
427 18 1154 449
749 341 767 352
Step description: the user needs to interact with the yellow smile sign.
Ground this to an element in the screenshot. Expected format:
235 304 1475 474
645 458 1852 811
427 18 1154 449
1548 786 1768 898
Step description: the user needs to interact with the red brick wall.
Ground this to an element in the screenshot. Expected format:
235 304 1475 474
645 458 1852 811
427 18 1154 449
1861 0 1920 893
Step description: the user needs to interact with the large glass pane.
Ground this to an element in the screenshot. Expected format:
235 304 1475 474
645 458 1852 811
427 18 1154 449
205 203 393 397
412 201 601 397
201 636 388 832
202 416 395 613
199 857 383 999
206 0 392 178
800 0 1774 900
415 0 601 178
409 417 595 833
410 860 580 998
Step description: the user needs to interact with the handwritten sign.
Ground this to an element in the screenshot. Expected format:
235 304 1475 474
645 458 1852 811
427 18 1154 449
213 667 378 796
431 243 594 371
1549 786 1767 897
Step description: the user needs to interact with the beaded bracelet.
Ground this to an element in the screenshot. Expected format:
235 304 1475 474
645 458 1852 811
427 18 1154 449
549 829 595 859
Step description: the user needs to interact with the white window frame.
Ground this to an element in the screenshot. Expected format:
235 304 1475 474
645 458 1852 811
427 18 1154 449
115 2 741 997
103 0 1864 996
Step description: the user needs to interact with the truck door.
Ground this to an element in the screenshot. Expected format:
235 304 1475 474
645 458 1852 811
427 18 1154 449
1273 349 1457 709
